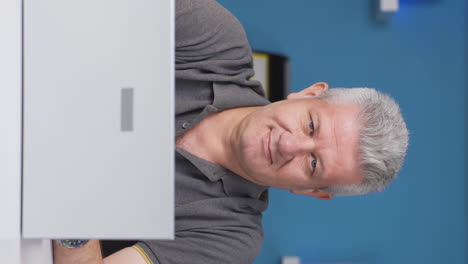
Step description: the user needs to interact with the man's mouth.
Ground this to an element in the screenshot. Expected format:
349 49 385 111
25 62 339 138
264 129 273 165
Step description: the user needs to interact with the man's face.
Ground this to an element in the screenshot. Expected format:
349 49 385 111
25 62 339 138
233 83 363 199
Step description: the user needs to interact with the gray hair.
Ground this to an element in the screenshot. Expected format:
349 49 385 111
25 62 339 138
315 88 409 196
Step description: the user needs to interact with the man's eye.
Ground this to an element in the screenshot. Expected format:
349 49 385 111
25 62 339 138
311 159 317 169
309 120 315 132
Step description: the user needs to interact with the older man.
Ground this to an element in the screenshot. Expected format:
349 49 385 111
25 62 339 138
53 0 408 263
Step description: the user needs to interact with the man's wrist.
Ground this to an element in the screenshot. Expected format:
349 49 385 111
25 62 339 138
53 240 103 264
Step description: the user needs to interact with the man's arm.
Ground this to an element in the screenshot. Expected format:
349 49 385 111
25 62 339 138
104 247 149 264
53 240 147 264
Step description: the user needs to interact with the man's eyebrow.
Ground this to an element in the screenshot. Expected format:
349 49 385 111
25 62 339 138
315 111 321 135
314 111 325 178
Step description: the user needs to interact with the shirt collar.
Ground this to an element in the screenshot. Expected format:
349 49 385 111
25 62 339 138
176 146 268 200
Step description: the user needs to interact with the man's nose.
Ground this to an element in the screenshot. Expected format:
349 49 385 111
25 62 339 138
278 132 315 159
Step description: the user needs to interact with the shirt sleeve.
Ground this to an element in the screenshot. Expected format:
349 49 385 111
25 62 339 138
136 198 266 264
175 0 264 95
136 226 263 264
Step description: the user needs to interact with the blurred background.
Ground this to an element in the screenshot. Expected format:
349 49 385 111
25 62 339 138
217 0 466 263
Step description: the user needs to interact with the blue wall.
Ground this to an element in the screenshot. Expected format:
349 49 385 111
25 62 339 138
217 0 466 263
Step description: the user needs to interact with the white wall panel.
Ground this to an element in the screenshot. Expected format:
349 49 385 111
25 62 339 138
0 0 23 262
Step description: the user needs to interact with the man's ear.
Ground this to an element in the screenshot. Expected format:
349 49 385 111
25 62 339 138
291 189 333 200
287 82 329 100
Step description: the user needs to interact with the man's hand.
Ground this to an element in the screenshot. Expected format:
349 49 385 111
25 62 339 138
53 240 148 264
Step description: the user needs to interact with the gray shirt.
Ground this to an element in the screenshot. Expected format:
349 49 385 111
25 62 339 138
134 0 271 263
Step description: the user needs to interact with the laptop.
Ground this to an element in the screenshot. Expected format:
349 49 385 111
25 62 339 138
23 0 174 240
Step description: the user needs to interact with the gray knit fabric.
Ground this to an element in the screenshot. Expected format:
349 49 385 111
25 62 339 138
135 0 271 263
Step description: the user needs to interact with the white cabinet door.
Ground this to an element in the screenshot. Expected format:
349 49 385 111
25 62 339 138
23 0 174 240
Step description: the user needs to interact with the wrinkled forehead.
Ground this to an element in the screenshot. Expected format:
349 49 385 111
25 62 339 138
324 103 364 185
